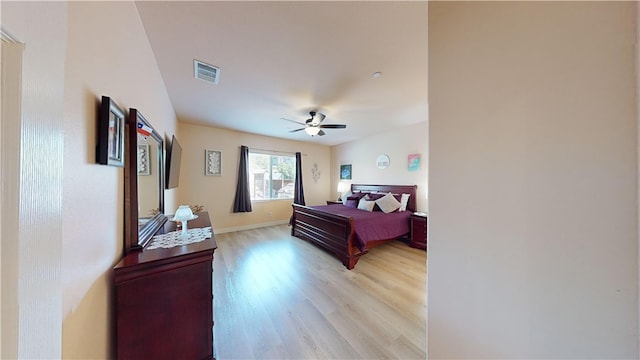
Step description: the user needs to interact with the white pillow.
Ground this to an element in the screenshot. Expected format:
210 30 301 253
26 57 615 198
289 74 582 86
340 189 353 205
376 192 401 213
357 198 375 212
399 193 410 212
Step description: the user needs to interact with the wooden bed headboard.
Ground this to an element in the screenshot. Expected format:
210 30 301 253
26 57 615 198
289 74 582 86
350 184 418 212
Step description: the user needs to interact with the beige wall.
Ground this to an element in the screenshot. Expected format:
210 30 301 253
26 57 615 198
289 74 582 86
331 122 428 211
429 2 638 358
59 2 178 358
177 123 331 233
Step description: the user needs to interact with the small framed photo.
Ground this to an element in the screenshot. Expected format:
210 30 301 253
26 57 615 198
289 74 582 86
96 96 125 167
137 144 150 175
205 149 222 176
340 164 352 180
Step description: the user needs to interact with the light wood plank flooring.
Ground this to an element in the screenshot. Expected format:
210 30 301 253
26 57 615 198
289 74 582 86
213 224 426 359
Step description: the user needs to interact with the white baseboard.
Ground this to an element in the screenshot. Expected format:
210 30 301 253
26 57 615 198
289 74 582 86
213 220 290 234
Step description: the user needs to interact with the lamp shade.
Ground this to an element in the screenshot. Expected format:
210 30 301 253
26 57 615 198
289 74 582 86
304 126 320 136
337 181 348 193
174 205 194 222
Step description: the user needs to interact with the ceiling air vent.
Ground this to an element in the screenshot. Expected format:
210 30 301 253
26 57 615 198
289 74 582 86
194 60 220 85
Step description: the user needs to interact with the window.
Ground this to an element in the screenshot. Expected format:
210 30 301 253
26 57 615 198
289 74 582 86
248 151 296 200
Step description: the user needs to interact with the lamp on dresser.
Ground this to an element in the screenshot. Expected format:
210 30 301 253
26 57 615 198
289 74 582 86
173 205 196 235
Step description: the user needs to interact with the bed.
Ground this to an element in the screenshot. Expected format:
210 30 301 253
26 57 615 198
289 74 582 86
290 184 417 269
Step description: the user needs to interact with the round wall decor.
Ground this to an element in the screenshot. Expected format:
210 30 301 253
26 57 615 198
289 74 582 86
376 154 390 169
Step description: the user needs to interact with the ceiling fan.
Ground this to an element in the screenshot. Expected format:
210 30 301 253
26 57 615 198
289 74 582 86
282 111 347 136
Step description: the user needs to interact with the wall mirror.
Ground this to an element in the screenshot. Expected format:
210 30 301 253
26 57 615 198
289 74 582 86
125 108 166 253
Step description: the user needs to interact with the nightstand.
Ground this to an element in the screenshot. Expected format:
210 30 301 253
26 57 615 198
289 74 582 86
326 200 342 205
409 213 427 250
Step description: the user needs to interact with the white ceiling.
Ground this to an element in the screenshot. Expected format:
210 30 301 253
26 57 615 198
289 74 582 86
136 1 428 146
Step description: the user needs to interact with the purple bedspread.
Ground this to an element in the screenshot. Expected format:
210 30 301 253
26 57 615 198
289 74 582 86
310 204 411 251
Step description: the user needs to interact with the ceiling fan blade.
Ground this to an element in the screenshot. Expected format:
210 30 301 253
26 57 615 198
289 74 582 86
315 112 326 124
289 128 306 133
281 118 307 126
317 130 326 136
319 124 347 129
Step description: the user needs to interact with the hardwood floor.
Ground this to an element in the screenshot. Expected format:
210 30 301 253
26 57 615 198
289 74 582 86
213 224 426 359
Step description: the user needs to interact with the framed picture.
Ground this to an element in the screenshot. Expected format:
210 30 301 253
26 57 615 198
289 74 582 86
205 149 222 176
96 96 125 167
376 154 390 169
137 144 150 175
340 164 352 180
408 153 421 171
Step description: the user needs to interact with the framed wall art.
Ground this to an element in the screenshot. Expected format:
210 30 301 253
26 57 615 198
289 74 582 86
408 153 421 171
311 163 321 183
205 149 222 176
376 154 390 169
340 164 352 180
96 96 125 167
137 144 150 175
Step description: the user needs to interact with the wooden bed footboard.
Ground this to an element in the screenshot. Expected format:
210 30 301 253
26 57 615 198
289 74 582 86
290 203 365 269
291 184 417 270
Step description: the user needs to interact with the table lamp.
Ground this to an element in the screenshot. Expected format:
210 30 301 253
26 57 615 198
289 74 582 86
337 181 348 201
173 205 195 235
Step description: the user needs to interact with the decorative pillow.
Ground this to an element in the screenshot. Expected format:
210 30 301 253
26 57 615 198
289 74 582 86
353 191 370 199
399 193 410 212
365 193 385 201
363 193 385 211
376 192 401 213
350 193 366 200
357 198 376 212
340 190 353 205
345 194 361 207
345 198 359 208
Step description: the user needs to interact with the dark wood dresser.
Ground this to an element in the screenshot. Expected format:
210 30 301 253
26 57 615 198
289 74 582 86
114 212 217 360
409 212 427 250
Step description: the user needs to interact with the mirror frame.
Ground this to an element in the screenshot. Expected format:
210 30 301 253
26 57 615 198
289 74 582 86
125 108 166 253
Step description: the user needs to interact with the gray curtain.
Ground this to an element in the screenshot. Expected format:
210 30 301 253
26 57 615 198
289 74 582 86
293 152 305 206
289 152 305 225
232 145 252 213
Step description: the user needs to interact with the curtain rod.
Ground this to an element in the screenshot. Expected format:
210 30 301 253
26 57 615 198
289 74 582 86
249 147 307 156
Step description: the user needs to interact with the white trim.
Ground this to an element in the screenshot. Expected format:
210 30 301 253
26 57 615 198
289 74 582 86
1 28 20 43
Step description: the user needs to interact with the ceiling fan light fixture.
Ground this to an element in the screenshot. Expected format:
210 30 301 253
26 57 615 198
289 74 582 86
305 126 321 136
